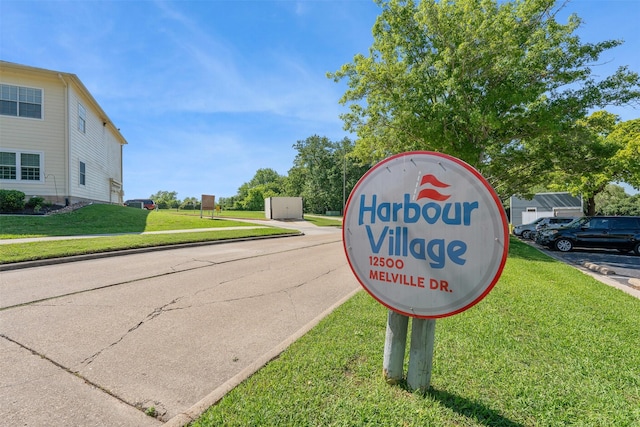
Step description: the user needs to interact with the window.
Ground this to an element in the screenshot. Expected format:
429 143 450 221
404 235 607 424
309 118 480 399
79 161 86 185
0 152 17 180
0 150 42 181
21 153 40 180
612 218 640 229
0 84 42 119
78 103 86 133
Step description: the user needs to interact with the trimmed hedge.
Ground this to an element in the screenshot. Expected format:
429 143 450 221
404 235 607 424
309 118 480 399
0 189 26 212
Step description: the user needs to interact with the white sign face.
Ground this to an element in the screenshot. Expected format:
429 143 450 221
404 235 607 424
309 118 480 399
343 151 509 318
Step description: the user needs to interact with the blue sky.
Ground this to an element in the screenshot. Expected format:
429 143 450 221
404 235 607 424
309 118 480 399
1 0 639 200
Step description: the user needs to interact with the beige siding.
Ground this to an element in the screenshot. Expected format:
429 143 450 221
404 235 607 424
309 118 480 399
0 68 67 203
1 62 126 205
68 84 123 204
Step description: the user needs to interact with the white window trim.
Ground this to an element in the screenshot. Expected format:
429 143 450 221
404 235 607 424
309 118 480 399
0 83 44 120
79 160 86 186
78 103 86 133
0 149 45 183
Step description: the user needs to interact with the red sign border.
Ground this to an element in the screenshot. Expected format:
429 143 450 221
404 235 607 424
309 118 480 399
342 151 509 319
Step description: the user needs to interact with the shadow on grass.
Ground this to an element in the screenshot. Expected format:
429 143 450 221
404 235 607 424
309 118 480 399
1 204 152 237
426 387 525 427
508 237 554 262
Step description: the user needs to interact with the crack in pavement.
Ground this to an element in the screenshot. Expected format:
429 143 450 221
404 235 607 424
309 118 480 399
0 333 147 417
194 266 340 307
80 297 185 367
1 240 338 312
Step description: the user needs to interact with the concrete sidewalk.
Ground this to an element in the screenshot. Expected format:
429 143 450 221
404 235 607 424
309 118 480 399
0 219 342 271
0 226 268 245
0 217 338 245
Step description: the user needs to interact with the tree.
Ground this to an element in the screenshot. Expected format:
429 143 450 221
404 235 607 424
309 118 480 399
609 118 640 189
218 196 237 210
180 197 199 210
286 136 369 214
328 0 640 199
597 185 640 216
595 184 640 216
543 113 640 215
150 190 179 209
545 111 621 215
235 168 285 210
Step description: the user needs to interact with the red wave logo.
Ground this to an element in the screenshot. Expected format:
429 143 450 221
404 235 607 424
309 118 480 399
420 174 450 188
417 174 451 201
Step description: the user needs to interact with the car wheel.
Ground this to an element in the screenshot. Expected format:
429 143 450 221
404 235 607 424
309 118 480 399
555 238 573 252
522 230 532 240
634 242 640 256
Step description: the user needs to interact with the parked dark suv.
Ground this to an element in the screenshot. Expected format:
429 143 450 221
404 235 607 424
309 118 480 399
539 216 640 255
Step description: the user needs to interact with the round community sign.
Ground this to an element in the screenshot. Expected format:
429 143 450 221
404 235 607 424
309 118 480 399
343 151 509 318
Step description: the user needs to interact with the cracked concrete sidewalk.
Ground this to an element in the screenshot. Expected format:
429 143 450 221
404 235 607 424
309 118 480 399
0 228 360 426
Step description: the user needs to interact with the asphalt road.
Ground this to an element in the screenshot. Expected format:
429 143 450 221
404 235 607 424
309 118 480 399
0 225 360 426
527 239 640 292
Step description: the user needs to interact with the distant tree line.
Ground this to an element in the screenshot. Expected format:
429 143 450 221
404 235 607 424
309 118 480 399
219 136 370 214
147 136 370 215
148 131 640 216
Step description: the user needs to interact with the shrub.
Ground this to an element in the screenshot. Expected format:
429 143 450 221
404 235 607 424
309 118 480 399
25 196 45 209
0 189 26 212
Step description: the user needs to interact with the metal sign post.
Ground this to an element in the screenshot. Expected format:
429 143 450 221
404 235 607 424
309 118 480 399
343 151 508 391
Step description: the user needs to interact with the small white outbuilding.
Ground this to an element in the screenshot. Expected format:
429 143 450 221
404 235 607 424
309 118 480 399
264 197 304 220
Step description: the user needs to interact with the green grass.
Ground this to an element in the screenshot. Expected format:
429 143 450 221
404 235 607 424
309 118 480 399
0 228 296 263
192 238 640 427
304 215 343 227
0 205 301 263
173 209 269 220
0 205 261 239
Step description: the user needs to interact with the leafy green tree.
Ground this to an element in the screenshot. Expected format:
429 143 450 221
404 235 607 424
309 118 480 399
150 190 179 209
286 136 369 214
180 197 199 210
235 168 285 210
241 185 281 211
329 0 640 198
545 111 621 215
595 184 640 216
218 196 236 210
609 118 640 189
544 113 640 214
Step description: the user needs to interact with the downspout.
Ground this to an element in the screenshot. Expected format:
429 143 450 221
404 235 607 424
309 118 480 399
120 143 124 203
57 73 70 205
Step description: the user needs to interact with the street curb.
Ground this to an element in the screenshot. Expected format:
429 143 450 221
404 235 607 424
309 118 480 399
518 239 640 299
581 261 616 275
0 232 302 272
163 287 362 427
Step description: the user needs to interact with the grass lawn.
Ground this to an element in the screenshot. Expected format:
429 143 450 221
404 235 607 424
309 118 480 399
192 238 640 427
0 228 296 264
0 205 302 263
0 205 264 239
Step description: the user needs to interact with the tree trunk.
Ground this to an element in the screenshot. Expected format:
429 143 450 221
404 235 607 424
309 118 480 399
586 195 596 216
